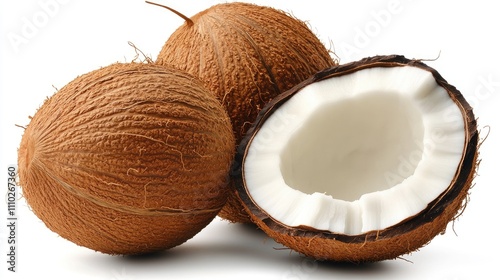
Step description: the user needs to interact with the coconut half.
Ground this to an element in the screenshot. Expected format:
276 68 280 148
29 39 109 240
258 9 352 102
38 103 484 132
233 55 479 262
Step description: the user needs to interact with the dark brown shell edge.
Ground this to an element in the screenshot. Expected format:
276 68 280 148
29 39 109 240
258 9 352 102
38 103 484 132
232 54 479 261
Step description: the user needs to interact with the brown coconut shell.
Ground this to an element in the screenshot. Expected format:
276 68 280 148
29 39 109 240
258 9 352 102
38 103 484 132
18 63 235 255
233 55 479 262
155 2 337 223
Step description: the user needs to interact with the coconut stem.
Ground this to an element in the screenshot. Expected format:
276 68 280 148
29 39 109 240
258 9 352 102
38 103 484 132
145 1 193 26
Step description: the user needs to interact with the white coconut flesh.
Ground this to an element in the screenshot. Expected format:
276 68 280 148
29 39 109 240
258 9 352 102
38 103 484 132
243 66 465 235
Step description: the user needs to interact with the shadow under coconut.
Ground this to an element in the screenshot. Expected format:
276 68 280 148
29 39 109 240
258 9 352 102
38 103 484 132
273 250 393 279
83 222 281 263
93 225 298 278
317 259 391 273
76 221 397 278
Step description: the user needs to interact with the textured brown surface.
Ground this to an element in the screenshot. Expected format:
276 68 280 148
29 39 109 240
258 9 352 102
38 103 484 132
18 62 235 255
156 2 337 223
234 55 479 262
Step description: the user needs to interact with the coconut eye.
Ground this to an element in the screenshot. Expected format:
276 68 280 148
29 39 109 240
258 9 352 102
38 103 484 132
234 55 479 262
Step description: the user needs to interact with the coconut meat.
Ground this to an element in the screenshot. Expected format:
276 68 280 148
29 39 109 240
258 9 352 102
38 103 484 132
243 66 465 235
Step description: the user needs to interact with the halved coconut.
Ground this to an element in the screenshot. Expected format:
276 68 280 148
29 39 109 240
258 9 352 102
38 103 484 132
233 55 479 262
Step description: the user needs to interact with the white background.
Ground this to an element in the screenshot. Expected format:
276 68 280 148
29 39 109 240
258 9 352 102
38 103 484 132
1 0 499 279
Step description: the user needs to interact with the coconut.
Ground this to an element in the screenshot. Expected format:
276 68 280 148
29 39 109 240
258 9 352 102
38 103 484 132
233 55 479 262
154 2 337 223
17 62 235 255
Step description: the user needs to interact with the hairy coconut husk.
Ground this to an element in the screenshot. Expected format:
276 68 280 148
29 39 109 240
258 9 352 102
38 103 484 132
18 62 235 255
155 2 337 223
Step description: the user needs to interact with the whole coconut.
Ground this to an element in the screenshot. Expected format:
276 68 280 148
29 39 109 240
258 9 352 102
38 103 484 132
17 62 235 255
155 2 337 223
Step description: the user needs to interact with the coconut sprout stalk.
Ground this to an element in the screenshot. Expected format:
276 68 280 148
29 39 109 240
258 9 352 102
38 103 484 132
152 2 337 223
233 55 479 262
146 1 193 26
18 63 235 255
